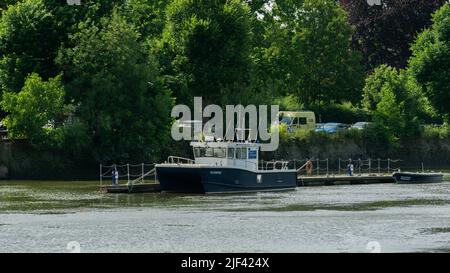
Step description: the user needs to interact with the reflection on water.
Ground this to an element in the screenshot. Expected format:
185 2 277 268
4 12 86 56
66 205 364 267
0 179 450 252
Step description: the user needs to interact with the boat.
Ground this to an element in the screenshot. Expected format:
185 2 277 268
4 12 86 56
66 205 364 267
155 139 297 194
392 171 443 184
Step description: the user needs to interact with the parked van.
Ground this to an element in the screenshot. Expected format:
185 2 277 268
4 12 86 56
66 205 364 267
277 111 316 131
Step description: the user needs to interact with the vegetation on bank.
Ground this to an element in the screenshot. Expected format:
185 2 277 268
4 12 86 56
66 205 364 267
0 0 449 167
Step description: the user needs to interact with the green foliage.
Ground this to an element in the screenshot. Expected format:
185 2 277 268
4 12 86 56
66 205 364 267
121 0 168 40
311 102 370 124
364 65 422 145
1 73 67 144
409 3 450 119
0 0 19 12
0 0 59 93
258 0 364 107
156 0 253 105
0 0 131 96
57 12 173 162
422 124 450 139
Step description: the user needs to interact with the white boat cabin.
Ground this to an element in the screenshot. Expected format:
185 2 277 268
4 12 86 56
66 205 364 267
191 140 260 171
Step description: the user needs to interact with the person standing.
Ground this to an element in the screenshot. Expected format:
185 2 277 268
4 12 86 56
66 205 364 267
347 159 354 176
114 168 119 185
305 158 313 176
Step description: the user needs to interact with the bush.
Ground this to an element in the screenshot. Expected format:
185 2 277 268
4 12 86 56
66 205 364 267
422 124 450 139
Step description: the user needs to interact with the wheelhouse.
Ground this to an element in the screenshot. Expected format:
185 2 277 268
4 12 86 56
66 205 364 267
191 141 259 171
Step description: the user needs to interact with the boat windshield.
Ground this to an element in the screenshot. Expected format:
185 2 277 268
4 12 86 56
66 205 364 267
194 147 226 158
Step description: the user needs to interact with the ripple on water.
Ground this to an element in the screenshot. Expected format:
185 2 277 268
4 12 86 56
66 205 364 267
1 181 450 252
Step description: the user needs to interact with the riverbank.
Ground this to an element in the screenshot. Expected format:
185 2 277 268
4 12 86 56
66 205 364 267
270 131 450 169
1 133 449 180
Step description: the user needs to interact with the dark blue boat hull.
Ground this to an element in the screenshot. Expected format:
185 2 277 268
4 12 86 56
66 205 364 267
156 165 297 194
393 172 443 184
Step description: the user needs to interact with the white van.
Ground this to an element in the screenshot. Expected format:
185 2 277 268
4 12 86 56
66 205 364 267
277 111 316 131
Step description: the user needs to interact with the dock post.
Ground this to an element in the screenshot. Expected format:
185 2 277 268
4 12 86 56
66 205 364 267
388 158 390 173
142 163 144 183
338 159 341 175
326 159 329 176
369 158 371 175
317 158 319 176
127 163 130 184
378 158 380 175
359 158 361 175
100 164 102 186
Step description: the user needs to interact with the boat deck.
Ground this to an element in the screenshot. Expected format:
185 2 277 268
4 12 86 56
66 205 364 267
100 174 396 193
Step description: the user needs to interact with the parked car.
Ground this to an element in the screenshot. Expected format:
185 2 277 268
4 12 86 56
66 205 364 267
315 123 324 130
315 122 349 134
351 122 373 130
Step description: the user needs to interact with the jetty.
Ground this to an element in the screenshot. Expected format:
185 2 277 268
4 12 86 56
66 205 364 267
99 158 404 193
297 174 394 186
99 163 160 193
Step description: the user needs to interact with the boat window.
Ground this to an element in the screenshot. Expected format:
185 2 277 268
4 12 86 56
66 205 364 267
205 147 214 157
214 148 225 158
236 148 247 159
194 147 205 157
235 148 242 159
241 148 247 159
227 148 235 159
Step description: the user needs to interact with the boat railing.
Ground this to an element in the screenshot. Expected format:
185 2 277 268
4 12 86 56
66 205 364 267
99 163 157 188
260 160 290 171
167 156 195 165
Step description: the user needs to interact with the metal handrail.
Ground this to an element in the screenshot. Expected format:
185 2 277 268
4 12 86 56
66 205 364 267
167 156 195 164
262 160 289 170
128 168 155 185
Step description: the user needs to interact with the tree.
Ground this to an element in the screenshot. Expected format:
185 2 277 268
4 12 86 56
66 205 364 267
0 0 19 12
156 0 253 105
409 3 450 119
1 73 67 144
340 0 446 72
363 65 421 143
260 0 364 107
120 0 169 40
0 0 61 94
0 0 124 96
57 12 173 162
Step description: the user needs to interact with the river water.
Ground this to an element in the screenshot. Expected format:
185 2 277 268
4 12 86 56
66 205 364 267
1 178 450 253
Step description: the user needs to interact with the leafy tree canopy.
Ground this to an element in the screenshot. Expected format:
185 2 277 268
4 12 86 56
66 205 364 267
57 12 173 162
1 73 67 144
258 0 364 107
157 0 253 105
409 3 450 120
